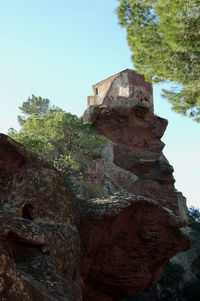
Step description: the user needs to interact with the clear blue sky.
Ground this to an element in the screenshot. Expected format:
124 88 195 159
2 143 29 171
0 0 199 208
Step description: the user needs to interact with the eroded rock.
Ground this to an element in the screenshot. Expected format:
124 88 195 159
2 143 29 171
80 192 190 300
0 134 81 301
82 100 186 220
0 134 191 301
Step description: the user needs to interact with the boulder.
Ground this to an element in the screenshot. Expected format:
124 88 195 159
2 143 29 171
80 192 190 300
0 134 81 301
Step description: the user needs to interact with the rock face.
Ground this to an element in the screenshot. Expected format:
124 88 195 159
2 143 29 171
79 71 191 299
127 230 200 301
82 99 187 220
80 192 190 301
0 134 190 301
0 69 191 300
0 134 81 301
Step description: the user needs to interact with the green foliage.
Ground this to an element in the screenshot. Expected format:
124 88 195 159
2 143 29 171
188 206 200 238
117 0 200 121
8 97 102 177
18 94 50 126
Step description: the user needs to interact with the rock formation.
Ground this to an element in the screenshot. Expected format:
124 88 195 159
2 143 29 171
0 132 190 301
0 70 191 300
82 70 188 222
0 134 81 301
80 192 190 301
134 227 200 301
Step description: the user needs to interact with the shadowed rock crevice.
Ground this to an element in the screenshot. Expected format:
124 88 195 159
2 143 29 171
22 203 34 220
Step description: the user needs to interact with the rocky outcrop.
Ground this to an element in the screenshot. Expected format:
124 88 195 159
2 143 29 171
0 134 81 301
0 134 191 301
82 99 188 220
80 92 192 299
126 232 200 301
80 192 190 301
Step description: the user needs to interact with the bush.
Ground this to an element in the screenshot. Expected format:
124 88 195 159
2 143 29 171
9 108 102 175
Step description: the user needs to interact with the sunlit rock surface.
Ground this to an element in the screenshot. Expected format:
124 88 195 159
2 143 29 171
82 99 188 221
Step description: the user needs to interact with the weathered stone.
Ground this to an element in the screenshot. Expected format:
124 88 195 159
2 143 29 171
0 134 81 301
80 192 190 300
82 95 184 219
87 69 153 113
0 133 191 301
80 70 192 300
0 71 192 301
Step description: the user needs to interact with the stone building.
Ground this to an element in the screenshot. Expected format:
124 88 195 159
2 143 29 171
87 69 154 112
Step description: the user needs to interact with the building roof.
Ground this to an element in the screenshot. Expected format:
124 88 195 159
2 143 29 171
92 69 133 87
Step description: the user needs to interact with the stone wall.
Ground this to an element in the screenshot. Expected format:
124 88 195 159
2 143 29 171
87 69 153 112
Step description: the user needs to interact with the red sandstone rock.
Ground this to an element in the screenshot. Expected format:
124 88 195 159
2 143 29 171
80 192 190 300
0 68 192 301
83 71 178 213
0 134 81 301
0 134 191 301
80 74 192 300
82 100 184 216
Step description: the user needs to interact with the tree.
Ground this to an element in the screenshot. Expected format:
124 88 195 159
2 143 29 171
18 94 50 126
117 0 200 121
188 206 200 236
9 98 102 176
